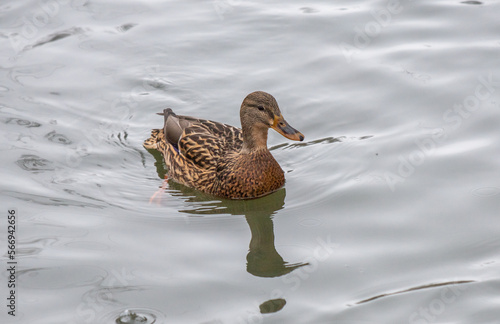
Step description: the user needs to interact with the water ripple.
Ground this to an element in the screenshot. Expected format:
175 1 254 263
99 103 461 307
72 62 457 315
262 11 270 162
100 308 167 324
472 187 500 197
18 265 107 289
3 190 104 208
354 280 475 305
115 309 158 324
32 27 86 49
16 154 55 172
298 218 323 227
270 135 372 151
4 117 41 128
45 130 73 145
300 7 319 14
116 23 138 33
461 1 483 5
8 63 64 85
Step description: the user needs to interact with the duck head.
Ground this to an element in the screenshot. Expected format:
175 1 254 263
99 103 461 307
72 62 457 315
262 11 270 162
240 91 304 152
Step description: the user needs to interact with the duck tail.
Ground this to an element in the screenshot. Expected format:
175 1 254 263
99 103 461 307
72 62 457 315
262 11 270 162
156 108 175 117
159 108 183 148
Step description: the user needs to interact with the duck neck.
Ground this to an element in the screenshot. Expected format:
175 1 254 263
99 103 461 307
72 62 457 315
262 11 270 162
241 124 269 154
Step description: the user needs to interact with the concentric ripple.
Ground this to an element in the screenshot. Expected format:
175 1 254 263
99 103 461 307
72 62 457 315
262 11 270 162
100 308 167 324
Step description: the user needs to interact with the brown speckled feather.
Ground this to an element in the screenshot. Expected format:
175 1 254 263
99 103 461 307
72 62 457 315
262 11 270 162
143 92 304 199
144 118 283 198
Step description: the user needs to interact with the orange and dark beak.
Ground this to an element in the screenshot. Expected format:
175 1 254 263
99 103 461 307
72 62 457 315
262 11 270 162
271 115 304 141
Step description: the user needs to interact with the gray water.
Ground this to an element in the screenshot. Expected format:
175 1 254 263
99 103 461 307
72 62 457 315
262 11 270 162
1 0 500 323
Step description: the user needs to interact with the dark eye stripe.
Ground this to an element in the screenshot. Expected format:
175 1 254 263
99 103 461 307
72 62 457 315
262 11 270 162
249 103 275 119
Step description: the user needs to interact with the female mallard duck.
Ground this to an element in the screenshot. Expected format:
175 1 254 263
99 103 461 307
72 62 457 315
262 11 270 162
144 91 304 199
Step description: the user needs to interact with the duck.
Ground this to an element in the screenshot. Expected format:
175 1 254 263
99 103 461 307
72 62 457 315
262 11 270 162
143 91 304 199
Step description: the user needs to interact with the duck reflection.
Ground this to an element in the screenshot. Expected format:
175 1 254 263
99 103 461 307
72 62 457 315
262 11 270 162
147 148 307 312
170 183 308 278
244 190 308 278
147 148 307 278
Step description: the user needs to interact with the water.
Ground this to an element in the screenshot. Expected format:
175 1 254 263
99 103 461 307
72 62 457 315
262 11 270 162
1 0 499 323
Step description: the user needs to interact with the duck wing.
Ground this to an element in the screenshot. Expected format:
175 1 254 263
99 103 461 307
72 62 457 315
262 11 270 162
159 109 243 170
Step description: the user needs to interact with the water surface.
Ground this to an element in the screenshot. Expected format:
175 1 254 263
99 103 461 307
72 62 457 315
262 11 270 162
1 0 499 323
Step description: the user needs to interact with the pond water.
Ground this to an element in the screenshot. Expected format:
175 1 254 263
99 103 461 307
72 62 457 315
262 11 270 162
1 0 500 323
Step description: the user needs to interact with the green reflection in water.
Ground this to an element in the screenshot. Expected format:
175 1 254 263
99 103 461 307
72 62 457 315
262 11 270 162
259 298 286 314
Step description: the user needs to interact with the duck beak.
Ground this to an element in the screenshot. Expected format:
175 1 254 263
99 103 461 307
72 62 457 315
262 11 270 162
271 115 304 141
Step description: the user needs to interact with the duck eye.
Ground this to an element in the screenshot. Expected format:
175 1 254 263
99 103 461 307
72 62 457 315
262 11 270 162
257 105 265 111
